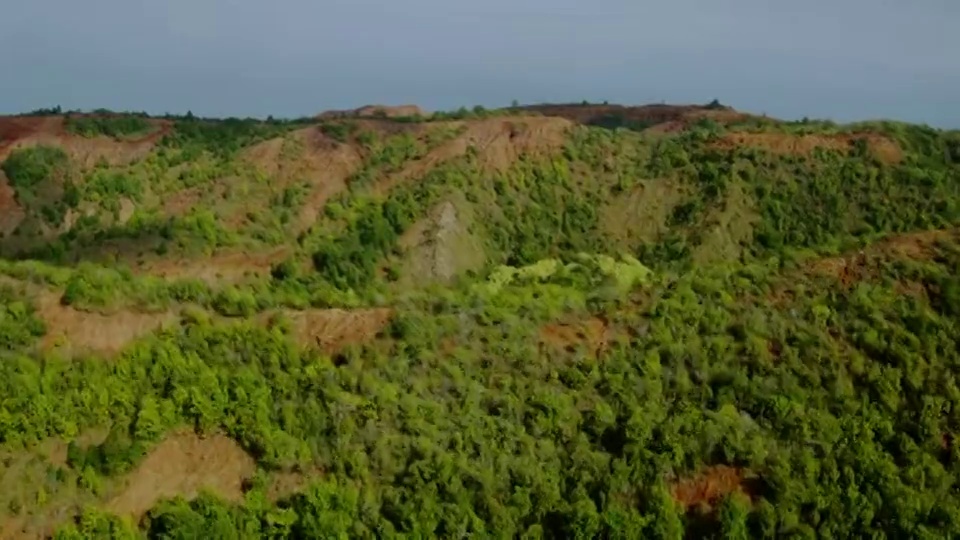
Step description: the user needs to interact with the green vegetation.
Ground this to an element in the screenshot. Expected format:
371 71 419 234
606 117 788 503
82 169 143 202
64 115 152 139
1 104 960 537
1 146 69 192
346 130 430 189
0 285 46 351
160 117 306 158
319 121 359 142
22 105 63 116
1 146 76 232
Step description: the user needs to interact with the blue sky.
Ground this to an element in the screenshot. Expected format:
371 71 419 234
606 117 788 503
2 0 958 126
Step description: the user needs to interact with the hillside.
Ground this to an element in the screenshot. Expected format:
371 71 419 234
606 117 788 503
0 101 959 538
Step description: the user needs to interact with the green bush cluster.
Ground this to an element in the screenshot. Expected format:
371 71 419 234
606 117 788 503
319 121 359 142
161 117 306 157
1 145 69 191
0 286 46 351
483 158 605 266
64 115 152 139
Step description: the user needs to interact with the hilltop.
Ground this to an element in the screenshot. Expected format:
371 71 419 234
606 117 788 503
1 101 960 538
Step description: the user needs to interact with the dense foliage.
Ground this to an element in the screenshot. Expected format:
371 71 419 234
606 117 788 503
64 115 152 139
159 117 307 158
1 106 959 538
0 285 46 351
1 146 69 192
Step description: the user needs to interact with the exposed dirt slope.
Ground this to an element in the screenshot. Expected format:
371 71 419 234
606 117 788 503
806 228 958 286
520 103 753 132
0 276 174 358
317 104 426 120
397 197 486 285
137 247 291 285
539 318 611 359
105 430 255 519
277 308 393 353
765 228 960 307
373 116 571 194
35 290 177 357
0 116 169 166
713 132 902 164
670 465 759 510
242 126 364 232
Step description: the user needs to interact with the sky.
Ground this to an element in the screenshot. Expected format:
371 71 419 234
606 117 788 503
2 0 958 127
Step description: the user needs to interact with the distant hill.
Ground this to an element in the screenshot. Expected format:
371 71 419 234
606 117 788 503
1 102 960 538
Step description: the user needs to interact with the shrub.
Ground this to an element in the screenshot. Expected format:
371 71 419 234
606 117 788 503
65 115 152 139
1 146 69 191
0 287 46 351
320 122 358 143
